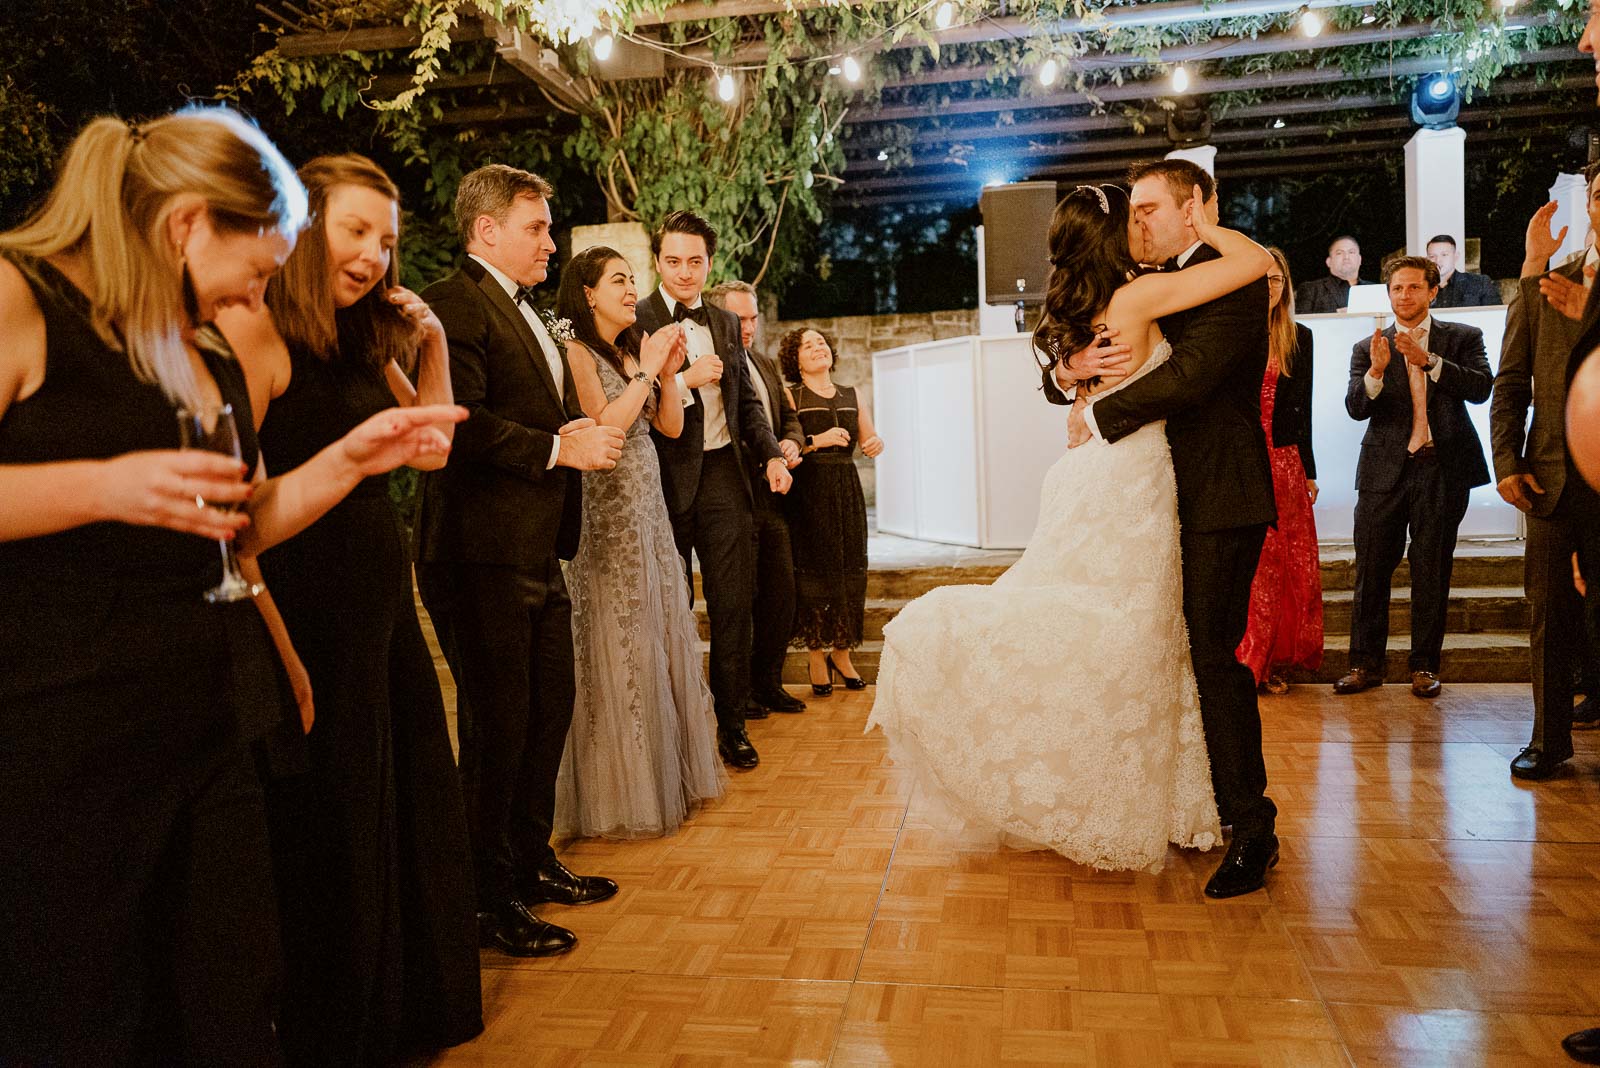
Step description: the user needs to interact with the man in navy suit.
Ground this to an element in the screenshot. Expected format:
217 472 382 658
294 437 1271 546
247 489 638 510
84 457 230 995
1334 256 1493 699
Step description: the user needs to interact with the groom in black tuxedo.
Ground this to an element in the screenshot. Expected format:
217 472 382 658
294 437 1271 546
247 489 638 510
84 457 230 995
1049 159 1279 899
637 211 792 769
415 164 625 957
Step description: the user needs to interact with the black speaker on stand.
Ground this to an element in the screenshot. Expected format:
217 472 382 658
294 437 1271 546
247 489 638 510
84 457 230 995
980 181 1058 332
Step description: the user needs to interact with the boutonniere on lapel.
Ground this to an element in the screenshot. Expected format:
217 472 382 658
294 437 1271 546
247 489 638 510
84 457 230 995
538 310 574 355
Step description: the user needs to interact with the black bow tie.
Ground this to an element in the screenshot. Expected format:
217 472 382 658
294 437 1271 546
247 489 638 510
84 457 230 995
513 285 537 307
673 302 709 326
1161 257 1181 273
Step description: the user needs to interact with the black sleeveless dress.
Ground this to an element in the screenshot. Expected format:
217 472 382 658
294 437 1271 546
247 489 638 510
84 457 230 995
788 382 869 650
0 253 283 1065
254 347 482 1064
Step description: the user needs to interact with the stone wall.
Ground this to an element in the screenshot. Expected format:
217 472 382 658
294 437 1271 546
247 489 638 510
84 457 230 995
760 309 980 505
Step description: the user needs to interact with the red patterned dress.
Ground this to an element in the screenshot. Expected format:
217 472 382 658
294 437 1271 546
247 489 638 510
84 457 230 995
1236 355 1324 683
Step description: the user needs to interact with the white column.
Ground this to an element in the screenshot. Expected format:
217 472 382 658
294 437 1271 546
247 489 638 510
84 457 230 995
1164 144 1217 176
1404 126 1466 255
975 225 1020 335
1548 172 1589 266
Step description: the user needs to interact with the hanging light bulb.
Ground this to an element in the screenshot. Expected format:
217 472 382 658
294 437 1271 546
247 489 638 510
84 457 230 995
592 32 614 61
717 69 737 102
1272 117 1286 128
1171 64 1190 93
1360 10 1377 22
934 2 955 29
1300 8 1324 36
842 55 862 83
1039 57 1060 87
877 149 890 162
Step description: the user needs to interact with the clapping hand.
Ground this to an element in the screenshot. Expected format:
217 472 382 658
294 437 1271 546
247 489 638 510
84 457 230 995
1540 271 1587 322
1525 202 1568 266
1367 328 1392 378
639 324 685 378
1393 329 1430 368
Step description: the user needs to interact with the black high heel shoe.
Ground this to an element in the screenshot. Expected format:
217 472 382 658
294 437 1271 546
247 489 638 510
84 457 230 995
828 657 868 691
809 661 833 697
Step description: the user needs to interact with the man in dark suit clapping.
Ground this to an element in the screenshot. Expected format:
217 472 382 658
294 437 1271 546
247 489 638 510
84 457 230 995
415 165 625 957
1334 257 1493 699
637 212 792 769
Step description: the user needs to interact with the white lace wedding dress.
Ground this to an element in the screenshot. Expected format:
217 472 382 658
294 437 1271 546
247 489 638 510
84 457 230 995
867 339 1219 872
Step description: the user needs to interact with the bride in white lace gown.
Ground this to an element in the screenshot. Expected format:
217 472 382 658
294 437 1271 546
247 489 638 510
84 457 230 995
867 183 1273 872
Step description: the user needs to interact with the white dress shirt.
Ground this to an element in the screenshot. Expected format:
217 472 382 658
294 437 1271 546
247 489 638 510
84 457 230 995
1363 314 1443 399
660 286 731 451
469 254 565 469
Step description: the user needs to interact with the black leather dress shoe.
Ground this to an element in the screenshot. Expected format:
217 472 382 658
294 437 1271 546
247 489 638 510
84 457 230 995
1333 666 1383 694
718 727 760 769
754 687 806 713
1510 745 1571 781
1204 833 1279 899
1574 695 1599 731
522 857 619 906
1410 670 1442 698
478 900 576 957
744 701 771 721
1563 1026 1600 1064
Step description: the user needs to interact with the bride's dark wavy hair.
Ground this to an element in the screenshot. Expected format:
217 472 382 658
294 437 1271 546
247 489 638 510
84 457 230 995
1031 183 1138 367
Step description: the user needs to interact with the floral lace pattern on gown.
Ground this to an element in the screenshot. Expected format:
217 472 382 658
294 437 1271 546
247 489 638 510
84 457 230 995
558 353 725 839
867 340 1219 873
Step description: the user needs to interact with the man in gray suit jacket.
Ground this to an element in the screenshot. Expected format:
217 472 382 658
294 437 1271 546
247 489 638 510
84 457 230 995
1495 194 1600 780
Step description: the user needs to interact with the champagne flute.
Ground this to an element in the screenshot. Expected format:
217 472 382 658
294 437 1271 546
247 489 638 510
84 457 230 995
175 403 261 603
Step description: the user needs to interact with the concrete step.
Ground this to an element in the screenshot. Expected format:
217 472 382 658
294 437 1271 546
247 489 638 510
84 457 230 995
705 631 1531 687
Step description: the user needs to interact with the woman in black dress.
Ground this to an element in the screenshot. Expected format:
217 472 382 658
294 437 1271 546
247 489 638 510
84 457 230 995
778 328 886 695
0 110 460 1066
217 154 482 1064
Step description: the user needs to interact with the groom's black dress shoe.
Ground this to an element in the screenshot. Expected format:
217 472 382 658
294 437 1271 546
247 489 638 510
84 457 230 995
1203 833 1279 899
1510 745 1571 781
755 687 807 713
478 899 576 957
1563 1026 1600 1064
522 858 619 906
718 728 760 769
1573 695 1599 730
744 701 771 721
1333 666 1383 694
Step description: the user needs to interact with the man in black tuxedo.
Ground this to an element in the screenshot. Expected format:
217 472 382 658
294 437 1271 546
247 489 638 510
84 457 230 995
1427 234 1502 309
1052 159 1279 899
1498 185 1600 780
1333 257 1492 700
415 164 626 957
637 212 792 769
706 280 807 717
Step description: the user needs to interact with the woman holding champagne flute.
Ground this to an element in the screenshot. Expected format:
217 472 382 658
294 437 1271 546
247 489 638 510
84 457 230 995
216 154 482 1064
0 108 462 1065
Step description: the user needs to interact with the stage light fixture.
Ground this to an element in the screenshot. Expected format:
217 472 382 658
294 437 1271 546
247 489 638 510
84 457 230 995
592 32 614 61
1166 102 1212 145
1039 58 1060 87
935 2 955 29
1410 72 1460 129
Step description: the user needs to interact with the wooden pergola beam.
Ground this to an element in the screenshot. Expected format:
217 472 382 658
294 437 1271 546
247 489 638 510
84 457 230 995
275 18 495 57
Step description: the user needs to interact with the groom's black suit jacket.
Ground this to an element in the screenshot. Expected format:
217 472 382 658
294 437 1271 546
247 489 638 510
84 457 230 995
416 257 584 566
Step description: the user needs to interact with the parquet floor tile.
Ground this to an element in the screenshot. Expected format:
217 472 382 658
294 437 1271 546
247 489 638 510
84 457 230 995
425 683 1600 1066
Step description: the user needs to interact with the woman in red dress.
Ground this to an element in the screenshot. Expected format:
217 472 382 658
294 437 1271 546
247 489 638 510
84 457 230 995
1237 247 1324 693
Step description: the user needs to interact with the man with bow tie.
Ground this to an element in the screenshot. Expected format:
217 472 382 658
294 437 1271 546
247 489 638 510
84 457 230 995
416 165 626 958
636 210 792 770
1335 256 1492 699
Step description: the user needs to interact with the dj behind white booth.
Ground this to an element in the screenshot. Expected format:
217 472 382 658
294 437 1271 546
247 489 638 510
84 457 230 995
870 295 1518 550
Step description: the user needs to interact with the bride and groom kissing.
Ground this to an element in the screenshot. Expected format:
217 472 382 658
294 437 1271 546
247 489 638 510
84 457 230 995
869 159 1281 899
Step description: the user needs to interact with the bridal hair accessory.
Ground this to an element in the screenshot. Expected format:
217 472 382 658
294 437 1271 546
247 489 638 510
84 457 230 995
1075 184 1110 215
126 120 146 145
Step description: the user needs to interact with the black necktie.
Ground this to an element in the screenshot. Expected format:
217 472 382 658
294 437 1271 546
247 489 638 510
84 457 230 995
513 285 537 307
673 302 709 326
1161 257 1181 273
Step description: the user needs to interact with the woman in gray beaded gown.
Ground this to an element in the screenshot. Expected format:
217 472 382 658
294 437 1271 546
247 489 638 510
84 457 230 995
553 246 725 839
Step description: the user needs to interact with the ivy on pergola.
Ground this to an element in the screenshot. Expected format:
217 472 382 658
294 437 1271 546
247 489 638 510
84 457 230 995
233 0 1586 289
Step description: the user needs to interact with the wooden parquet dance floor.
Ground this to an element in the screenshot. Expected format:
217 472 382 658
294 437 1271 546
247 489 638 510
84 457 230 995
428 684 1600 1067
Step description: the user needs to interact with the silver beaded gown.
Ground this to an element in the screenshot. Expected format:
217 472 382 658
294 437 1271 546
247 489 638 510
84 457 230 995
556 351 726 839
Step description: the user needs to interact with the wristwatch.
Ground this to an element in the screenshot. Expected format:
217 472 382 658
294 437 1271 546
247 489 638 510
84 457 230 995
632 369 651 383
805 434 815 447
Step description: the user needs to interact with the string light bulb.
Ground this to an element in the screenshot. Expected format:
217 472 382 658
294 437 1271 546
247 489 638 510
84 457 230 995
1300 8 1323 36
717 69 736 101
877 149 890 161
1360 11 1377 22
592 32 614 60
934 2 955 29
1039 57 1060 87
842 55 862 82
1171 64 1190 93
